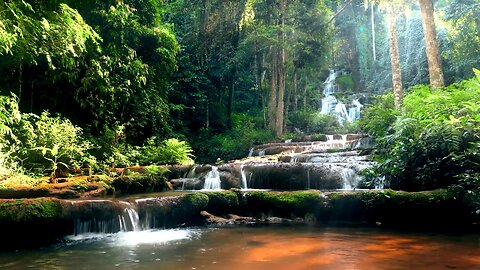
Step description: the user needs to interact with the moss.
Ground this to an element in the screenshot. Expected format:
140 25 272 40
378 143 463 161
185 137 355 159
203 191 239 215
244 190 323 217
179 193 209 211
112 174 166 194
0 198 62 222
323 190 471 227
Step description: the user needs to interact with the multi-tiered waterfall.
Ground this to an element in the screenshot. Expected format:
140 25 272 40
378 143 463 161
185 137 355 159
168 134 377 191
320 70 363 124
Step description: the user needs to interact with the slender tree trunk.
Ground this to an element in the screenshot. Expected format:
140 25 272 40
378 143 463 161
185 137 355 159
227 76 235 129
303 70 307 110
293 69 298 112
268 48 278 131
206 98 210 129
418 0 444 88
371 2 376 62
275 0 287 137
386 4 403 109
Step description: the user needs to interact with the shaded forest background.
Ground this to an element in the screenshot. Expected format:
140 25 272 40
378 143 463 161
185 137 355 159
0 0 478 166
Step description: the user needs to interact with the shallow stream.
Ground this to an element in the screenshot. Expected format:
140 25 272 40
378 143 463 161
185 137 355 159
1 225 479 269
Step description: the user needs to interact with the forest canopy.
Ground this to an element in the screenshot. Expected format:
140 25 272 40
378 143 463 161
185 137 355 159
0 0 478 196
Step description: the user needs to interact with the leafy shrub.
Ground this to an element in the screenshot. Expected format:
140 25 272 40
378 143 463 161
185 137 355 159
357 92 399 139
287 110 340 133
0 96 93 179
196 114 274 163
365 70 480 191
336 75 354 92
9 112 93 178
137 138 194 165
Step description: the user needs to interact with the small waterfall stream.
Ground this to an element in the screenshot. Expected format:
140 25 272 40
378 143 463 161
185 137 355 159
202 166 222 190
320 70 363 123
240 165 248 190
71 200 141 235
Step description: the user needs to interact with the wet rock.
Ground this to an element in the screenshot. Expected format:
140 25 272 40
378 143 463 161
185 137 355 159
200 211 230 224
170 178 203 190
265 217 293 224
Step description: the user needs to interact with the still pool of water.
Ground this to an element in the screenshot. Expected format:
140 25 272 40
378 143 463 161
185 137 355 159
1 226 479 270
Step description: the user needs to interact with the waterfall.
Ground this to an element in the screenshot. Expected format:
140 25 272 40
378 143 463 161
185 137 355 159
240 165 248 190
202 166 222 190
348 99 363 122
72 200 141 235
320 70 363 123
339 168 360 190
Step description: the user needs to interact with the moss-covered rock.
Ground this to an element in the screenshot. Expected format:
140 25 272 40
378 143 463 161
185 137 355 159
242 190 323 218
0 198 68 250
320 190 474 228
203 191 240 215
112 174 166 194
0 198 62 222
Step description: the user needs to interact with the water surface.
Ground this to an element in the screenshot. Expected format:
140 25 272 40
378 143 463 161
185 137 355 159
1 226 479 270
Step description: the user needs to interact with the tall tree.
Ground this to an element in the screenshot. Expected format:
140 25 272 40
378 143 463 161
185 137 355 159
385 3 403 108
418 0 444 87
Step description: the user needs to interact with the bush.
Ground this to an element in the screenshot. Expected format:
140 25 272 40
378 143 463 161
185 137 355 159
357 92 399 139
287 110 340 133
336 75 354 92
9 112 93 178
0 96 93 178
364 70 480 191
200 114 275 163
138 138 194 165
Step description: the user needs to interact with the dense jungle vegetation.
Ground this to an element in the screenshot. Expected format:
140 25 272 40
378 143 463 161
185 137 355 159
0 0 478 199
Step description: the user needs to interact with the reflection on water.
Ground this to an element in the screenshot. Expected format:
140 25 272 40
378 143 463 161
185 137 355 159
0 226 479 270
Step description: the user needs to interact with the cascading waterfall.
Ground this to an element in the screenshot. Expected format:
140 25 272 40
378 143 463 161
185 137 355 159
240 165 248 190
72 200 141 235
202 166 222 190
320 70 363 123
339 168 360 190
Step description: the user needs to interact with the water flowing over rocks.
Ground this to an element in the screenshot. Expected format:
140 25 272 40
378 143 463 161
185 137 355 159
168 134 377 191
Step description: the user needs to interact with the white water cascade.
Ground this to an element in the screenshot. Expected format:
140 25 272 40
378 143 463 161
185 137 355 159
320 70 363 124
202 166 222 190
72 200 141 235
240 165 248 190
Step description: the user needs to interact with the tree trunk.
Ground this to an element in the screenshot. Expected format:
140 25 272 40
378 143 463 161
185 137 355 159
303 70 307 110
386 4 403 109
293 69 298 112
418 0 444 88
268 48 278 131
275 0 287 137
227 75 235 129
371 2 376 62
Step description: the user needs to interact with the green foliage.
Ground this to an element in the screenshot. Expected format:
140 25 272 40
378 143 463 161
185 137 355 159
357 92 399 139
193 114 275 163
0 1 100 66
9 112 92 176
365 72 480 192
138 138 194 165
287 110 341 134
336 75 354 92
